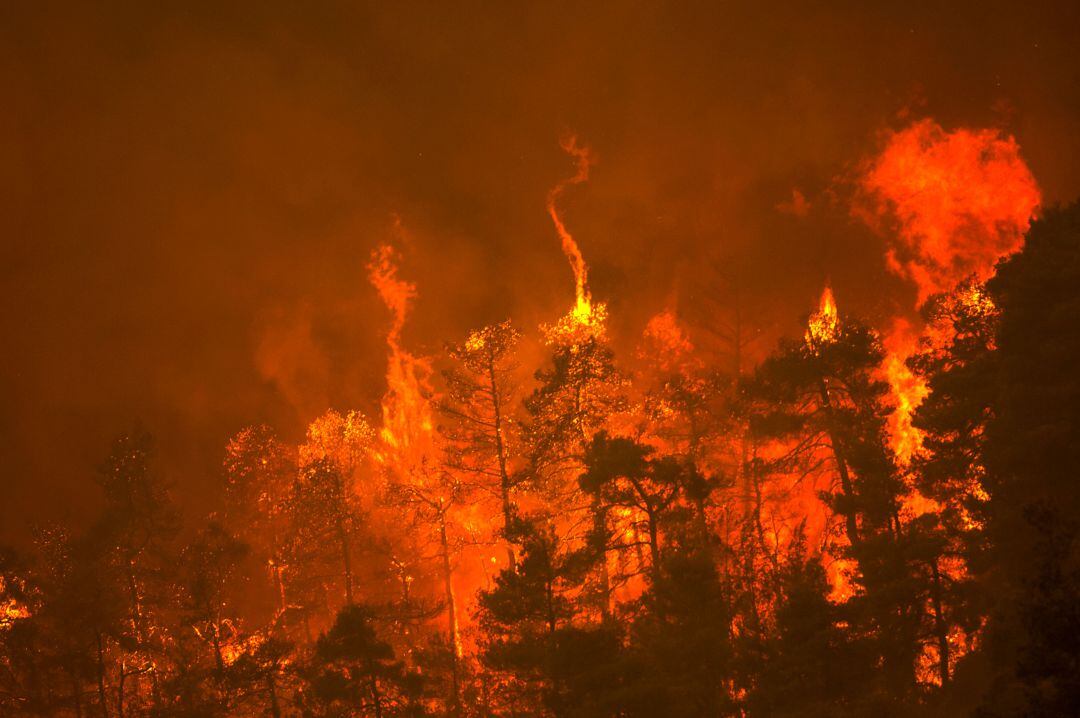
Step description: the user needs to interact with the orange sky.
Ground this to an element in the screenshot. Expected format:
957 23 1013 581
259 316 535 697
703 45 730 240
1 1 1078 538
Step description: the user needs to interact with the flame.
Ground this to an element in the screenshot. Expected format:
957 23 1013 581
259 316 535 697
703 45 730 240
882 319 930 465
220 632 266 667
861 118 1041 302
859 120 1040 465
544 135 607 342
368 244 436 470
464 329 487 353
805 285 840 349
0 598 30 629
547 135 594 312
0 577 30 629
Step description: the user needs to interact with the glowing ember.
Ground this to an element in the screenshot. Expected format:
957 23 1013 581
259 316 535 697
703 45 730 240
0 599 30 629
220 632 267 667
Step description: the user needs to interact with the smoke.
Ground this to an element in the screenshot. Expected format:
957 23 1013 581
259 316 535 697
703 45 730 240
254 303 331 422
4 1 1079 539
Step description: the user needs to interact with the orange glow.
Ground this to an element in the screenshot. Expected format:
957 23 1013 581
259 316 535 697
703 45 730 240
861 119 1041 302
640 310 695 372
220 634 264 666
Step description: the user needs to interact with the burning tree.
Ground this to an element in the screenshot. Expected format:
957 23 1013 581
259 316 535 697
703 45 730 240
749 287 965 701
4 126 1079 718
440 321 525 572
222 425 297 619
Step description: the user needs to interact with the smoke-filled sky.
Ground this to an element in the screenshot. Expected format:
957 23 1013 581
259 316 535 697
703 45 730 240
2 1 1079 538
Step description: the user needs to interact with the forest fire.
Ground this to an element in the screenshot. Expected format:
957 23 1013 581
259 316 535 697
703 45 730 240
860 120 1042 465
1 119 1067 715
4 6 1080 716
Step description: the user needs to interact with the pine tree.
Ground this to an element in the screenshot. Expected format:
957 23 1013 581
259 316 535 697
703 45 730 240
908 281 999 691
440 320 524 572
525 330 627 618
288 457 364 615
748 301 924 705
92 431 180 714
301 604 426 717
222 425 297 618
475 517 621 715
383 464 470 716
178 522 248 679
746 537 872 718
973 203 1080 716
579 432 685 584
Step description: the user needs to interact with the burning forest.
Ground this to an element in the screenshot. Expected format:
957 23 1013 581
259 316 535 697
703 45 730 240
3 4 1080 718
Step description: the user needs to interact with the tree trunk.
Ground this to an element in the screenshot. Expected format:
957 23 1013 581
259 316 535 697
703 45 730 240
930 558 951 686
124 562 142 706
71 664 83 718
488 355 517 573
267 671 282 718
545 576 557 635
338 517 354 605
117 663 125 718
439 512 463 716
592 500 611 619
273 562 287 616
645 507 661 582
369 676 384 718
818 379 860 545
96 631 110 718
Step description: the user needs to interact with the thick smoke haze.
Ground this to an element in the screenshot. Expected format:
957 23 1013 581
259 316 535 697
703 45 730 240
2 1 1078 538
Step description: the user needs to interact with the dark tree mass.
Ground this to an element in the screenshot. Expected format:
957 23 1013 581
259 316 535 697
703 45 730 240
2 3 1080 717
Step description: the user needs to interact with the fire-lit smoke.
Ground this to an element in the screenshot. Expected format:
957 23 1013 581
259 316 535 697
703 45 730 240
367 244 435 466
858 119 1041 463
861 118 1041 302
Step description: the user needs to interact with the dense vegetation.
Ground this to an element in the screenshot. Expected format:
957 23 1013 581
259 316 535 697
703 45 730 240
2 203 1079 717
